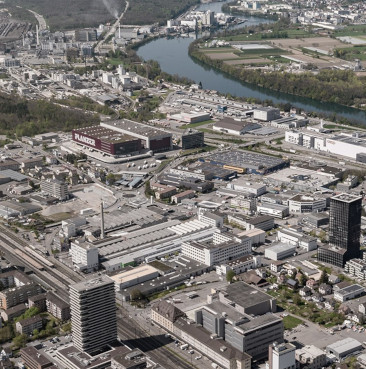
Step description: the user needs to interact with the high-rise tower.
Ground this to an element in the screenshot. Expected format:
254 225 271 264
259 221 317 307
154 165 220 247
70 275 117 354
318 193 362 267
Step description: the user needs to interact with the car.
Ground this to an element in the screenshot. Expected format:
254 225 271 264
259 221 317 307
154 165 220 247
195 356 202 360
188 350 194 354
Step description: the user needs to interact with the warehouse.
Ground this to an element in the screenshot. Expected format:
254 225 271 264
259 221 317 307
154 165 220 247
264 243 296 260
101 119 172 152
213 118 261 136
72 126 142 156
202 150 288 175
326 338 363 360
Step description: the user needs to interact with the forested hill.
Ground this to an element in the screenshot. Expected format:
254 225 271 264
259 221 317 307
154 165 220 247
0 93 99 137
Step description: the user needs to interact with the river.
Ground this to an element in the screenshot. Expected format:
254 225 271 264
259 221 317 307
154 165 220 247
137 1 366 125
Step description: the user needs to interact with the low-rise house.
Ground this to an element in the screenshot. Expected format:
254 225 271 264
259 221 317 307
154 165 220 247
359 302 366 314
306 279 318 289
351 313 364 325
319 283 332 295
325 300 336 311
328 274 340 285
299 286 311 297
312 293 324 303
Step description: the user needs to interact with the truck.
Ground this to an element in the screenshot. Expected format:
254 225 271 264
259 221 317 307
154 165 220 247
180 344 189 350
211 364 219 369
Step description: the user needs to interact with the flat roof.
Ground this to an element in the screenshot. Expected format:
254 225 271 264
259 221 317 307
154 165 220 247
327 337 362 354
102 119 171 139
223 282 273 309
247 215 274 225
336 284 364 295
332 193 362 203
207 150 287 171
266 243 296 253
70 275 114 292
73 126 137 144
109 264 158 284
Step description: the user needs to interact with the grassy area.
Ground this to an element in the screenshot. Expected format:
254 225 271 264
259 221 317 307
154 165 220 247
223 29 315 42
45 212 73 222
323 124 359 130
180 145 216 157
333 45 366 61
334 24 366 37
179 119 215 129
148 284 187 301
283 315 303 330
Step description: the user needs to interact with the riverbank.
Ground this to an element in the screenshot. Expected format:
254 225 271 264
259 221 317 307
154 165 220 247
188 38 366 111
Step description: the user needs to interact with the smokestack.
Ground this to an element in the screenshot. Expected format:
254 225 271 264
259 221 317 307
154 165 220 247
119 22 121 39
150 195 153 205
22 35 25 47
36 25 39 46
100 201 105 239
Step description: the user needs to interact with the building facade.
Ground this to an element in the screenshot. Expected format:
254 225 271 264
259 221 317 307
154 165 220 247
69 276 117 354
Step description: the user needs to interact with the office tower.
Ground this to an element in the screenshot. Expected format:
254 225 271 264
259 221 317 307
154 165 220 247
318 193 362 267
70 275 117 354
266 342 296 369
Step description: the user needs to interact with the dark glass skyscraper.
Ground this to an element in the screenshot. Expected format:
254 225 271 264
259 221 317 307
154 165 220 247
318 193 362 267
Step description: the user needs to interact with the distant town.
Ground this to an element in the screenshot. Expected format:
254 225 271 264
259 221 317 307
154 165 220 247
1 0 366 369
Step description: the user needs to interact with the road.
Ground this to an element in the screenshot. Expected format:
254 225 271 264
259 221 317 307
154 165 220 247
27 9 47 30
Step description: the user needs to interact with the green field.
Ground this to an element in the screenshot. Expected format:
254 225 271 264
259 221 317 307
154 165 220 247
282 315 303 330
334 45 366 61
223 29 315 42
334 24 366 37
179 119 215 129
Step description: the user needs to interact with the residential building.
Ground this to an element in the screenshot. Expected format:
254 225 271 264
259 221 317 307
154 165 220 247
28 293 47 312
344 258 366 280
151 300 185 332
266 342 296 369
295 345 326 369
40 179 69 201
334 284 364 302
0 284 42 309
1 304 27 322
16 315 43 335
46 292 70 321
318 193 362 267
70 275 117 354
70 240 99 272
181 232 252 266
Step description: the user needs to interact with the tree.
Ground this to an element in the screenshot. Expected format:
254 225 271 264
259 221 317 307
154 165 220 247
320 270 329 284
106 173 116 186
12 334 28 349
299 273 307 286
226 270 236 283
130 289 145 301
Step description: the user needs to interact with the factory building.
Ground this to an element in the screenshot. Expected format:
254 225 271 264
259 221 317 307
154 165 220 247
202 150 289 175
101 119 172 152
72 126 142 156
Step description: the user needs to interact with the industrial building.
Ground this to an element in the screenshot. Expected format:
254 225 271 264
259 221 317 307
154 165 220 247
109 264 159 291
295 345 326 369
326 338 363 360
333 284 364 302
264 243 297 261
257 203 289 219
181 128 204 149
194 283 282 360
253 107 281 122
277 228 317 252
181 232 252 266
101 119 172 152
285 130 366 160
226 179 266 197
213 118 261 135
288 194 327 213
202 150 289 175
72 125 142 156
69 276 117 354
70 241 99 273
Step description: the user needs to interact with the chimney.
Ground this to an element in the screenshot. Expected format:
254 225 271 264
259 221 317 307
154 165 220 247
100 201 105 239
36 25 39 46
119 22 121 39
